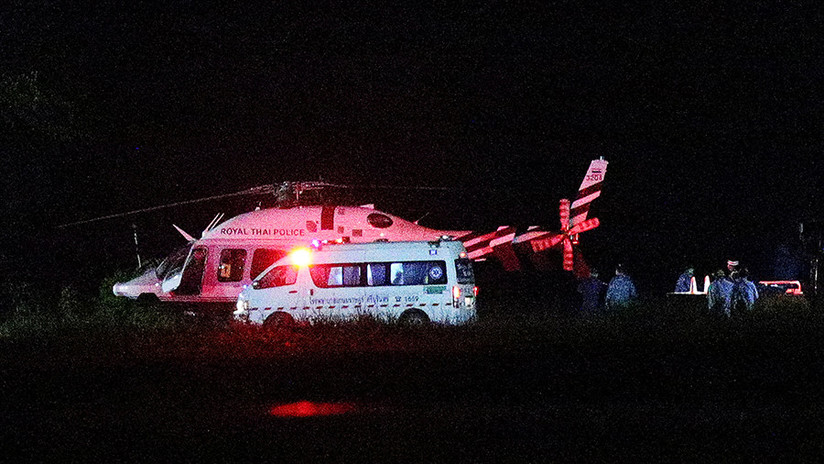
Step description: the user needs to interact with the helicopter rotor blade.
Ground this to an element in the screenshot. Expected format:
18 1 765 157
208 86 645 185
559 198 570 230
57 181 451 229
57 185 275 228
568 217 600 235
314 182 452 192
530 233 564 252
563 237 574 271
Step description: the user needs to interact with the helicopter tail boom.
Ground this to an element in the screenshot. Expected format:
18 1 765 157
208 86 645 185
570 158 608 227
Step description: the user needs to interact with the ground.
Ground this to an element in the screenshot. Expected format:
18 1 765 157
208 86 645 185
1 297 823 462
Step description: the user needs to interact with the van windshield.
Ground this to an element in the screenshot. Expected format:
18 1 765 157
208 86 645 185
454 258 475 284
255 265 298 289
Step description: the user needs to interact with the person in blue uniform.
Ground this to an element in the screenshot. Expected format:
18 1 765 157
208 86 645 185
674 266 695 292
577 269 607 314
707 269 734 316
730 268 759 314
605 264 637 311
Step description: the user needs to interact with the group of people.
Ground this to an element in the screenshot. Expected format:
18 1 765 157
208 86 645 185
576 264 637 313
676 260 760 316
705 260 759 317
575 259 761 316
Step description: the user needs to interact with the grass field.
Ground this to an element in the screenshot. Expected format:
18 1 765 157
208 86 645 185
1 293 823 461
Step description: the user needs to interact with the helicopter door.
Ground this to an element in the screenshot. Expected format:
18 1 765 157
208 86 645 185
174 246 208 295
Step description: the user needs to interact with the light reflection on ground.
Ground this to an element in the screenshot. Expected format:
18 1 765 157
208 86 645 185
268 401 357 418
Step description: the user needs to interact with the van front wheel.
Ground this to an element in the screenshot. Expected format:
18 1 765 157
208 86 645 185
398 309 429 326
264 312 295 328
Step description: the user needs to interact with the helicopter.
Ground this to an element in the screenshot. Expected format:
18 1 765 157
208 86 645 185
65 158 607 308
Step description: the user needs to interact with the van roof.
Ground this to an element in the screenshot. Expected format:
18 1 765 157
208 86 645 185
311 239 466 253
259 239 469 276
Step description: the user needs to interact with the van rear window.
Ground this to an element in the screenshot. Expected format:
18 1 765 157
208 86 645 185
455 258 475 284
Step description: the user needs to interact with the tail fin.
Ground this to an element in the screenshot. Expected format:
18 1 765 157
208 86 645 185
570 158 608 227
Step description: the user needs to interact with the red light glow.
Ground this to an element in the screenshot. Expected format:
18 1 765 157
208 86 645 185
758 280 803 296
268 401 356 418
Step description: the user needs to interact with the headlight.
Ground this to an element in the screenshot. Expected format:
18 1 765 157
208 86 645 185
236 298 249 312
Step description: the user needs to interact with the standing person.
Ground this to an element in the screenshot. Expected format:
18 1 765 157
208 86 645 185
605 264 638 311
707 269 734 316
577 269 607 314
727 260 739 275
730 268 759 314
674 266 695 292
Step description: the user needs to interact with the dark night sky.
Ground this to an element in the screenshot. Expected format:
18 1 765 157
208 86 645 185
2 1 822 291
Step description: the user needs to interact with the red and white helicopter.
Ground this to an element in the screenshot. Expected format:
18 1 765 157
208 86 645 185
97 158 607 306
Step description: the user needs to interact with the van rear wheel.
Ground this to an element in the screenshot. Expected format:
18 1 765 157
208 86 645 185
264 312 295 328
398 309 429 326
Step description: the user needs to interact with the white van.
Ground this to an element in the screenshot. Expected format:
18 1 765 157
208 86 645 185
233 239 477 326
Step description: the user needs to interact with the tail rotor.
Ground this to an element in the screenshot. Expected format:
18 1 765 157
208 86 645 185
530 198 600 273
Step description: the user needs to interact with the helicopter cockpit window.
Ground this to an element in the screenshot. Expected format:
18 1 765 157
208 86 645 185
367 213 393 229
218 249 247 282
156 245 192 281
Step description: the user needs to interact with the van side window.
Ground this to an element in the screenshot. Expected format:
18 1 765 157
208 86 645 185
390 261 446 286
343 265 361 286
256 265 298 289
251 249 287 280
367 263 388 286
426 261 447 284
390 263 405 285
306 260 447 288
310 264 362 288
218 249 247 282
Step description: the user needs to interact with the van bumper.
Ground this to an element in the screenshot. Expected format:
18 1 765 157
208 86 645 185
446 307 477 325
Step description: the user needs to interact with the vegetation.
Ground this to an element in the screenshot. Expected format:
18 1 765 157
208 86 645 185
0 274 183 340
2 274 823 462
2 273 822 361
